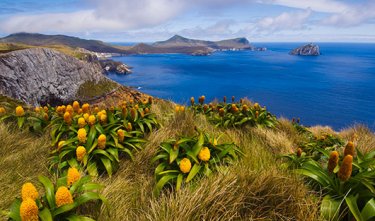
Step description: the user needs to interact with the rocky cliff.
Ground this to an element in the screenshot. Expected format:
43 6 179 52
290 43 320 56
0 47 119 105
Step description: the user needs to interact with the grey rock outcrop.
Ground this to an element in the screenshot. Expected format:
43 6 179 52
0 48 115 105
290 43 320 56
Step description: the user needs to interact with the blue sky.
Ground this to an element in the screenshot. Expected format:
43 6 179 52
0 0 375 42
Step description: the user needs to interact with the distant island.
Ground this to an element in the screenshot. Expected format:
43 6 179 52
0 33 266 56
290 43 320 56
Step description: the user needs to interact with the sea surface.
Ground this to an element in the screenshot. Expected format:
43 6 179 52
107 43 375 130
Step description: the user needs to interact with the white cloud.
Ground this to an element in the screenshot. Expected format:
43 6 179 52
321 1 375 27
255 9 312 33
263 0 349 13
0 0 187 33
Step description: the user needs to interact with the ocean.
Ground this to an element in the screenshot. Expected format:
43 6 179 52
107 43 375 131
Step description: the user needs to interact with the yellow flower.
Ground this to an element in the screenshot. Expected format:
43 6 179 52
58 141 65 151
126 122 132 131
198 95 205 105
61 105 66 113
20 198 38 221
219 108 225 117
327 151 339 173
98 134 106 149
43 113 49 121
43 106 48 113
255 111 259 118
82 103 90 113
77 117 86 128
83 113 89 121
242 104 249 113
94 107 100 113
179 158 192 173
21 182 39 201
254 103 260 110
338 155 353 182
344 141 355 156
55 186 73 207
148 96 153 104
34 107 41 113
72 101 80 112
100 114 107 124
144 108 150 114
130 108 137 120
198 147 210 162
77 128 87 143
67 167 80 186
190 97 195 106
66 105 74 115
16 106 25 117
117 129 125 142
63 112 72 125
0 107 6 115
76 146 86 162
88 115 96 126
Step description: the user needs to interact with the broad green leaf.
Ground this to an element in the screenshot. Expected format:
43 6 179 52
39 208 53 221
169 148 179 164
154 174 178 196
361 198 375 220
186 164 202 183
66 215 96 221
74 192 106 207
52 203 76 217
320 195 341 221
176 174 184 191
38 175 55 209
192 132 204 156
345 195 363 221
100 157 113 176
8 198 21 221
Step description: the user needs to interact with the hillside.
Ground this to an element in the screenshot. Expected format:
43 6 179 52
0 33 126 53
0 95 373 220
153 35 253 50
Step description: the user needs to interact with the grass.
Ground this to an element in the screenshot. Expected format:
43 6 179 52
76 79 119 101
1 99 374 220
0 42 88 59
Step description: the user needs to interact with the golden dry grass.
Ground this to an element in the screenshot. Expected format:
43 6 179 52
0 124 50 219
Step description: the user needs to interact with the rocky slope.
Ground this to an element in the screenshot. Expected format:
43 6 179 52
290 43 320 56
0 47 121 105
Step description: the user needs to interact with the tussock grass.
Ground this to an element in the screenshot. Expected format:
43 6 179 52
0 124 50 218
339 124 375 153
3 99 371 220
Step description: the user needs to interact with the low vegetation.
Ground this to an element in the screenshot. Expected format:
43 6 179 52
0 43 88 59
0 96 374 221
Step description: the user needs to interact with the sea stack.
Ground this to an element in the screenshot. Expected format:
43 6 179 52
289 43 320 56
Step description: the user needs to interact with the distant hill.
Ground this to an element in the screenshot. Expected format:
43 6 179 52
0 33 126 53
153 35 253 50
0 33 259 55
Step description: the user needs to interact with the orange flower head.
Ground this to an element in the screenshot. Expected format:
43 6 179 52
344 141 355 156
82 103 90 113
327 151 339 173
338 155 353 182
16 106 25 117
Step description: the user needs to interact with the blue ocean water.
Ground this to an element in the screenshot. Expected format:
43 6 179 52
107 43 375 130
